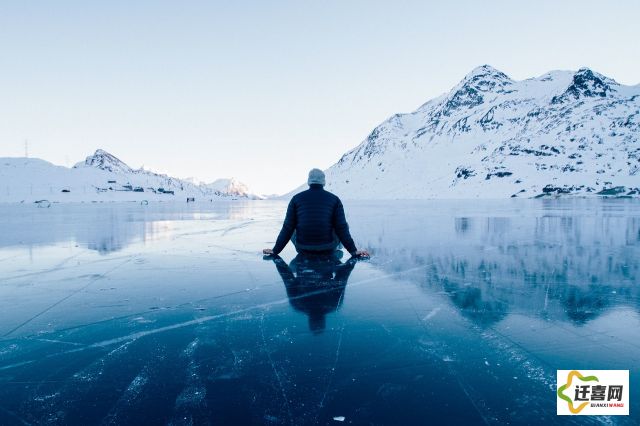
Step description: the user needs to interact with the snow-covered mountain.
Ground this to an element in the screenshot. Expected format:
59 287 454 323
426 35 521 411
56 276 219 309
201 178 261 199
0 149 260 202
316 65 639 199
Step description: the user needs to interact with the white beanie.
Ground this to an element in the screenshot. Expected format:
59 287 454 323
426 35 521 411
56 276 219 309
307 168 325 186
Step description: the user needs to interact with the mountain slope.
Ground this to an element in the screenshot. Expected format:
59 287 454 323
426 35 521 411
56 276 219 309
0 150 259 202
319 65 640 199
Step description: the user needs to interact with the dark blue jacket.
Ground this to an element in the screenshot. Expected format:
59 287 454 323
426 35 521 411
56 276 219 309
272 185 357 255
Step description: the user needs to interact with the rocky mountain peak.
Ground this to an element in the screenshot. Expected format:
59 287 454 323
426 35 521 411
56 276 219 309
441 65 514 116
552 68 612 104
462 65 513 88
74 149 133 174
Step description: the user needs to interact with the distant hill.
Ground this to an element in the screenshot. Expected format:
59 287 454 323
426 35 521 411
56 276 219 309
0 149 262 202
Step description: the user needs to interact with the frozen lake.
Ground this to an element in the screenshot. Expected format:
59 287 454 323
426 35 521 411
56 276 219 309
0 199 638 425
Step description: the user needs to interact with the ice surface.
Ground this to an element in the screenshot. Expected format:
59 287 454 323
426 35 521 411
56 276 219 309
0 199 638 425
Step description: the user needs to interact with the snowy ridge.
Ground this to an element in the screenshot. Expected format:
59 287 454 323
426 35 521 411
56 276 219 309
317 65 640 199
0 150 260 202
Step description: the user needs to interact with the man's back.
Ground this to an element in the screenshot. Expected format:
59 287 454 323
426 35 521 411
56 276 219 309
291 185 340 247
264 168 368 258
272 184 357 255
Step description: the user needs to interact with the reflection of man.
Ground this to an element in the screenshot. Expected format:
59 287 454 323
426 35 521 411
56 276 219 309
267 252 357 334
263 168 369 258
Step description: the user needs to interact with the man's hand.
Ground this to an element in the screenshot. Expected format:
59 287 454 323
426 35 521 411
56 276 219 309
263 248 274 255
353 249 370 258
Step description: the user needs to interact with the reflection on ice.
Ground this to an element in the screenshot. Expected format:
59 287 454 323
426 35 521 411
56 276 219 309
0 199 638 425
0 201 263 254
347 199 639 327
270 252 356 334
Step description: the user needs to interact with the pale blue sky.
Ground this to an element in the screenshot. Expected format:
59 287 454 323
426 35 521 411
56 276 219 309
1 0 638 194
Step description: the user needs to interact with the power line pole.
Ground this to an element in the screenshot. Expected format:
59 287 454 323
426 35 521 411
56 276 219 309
24 139 29 158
